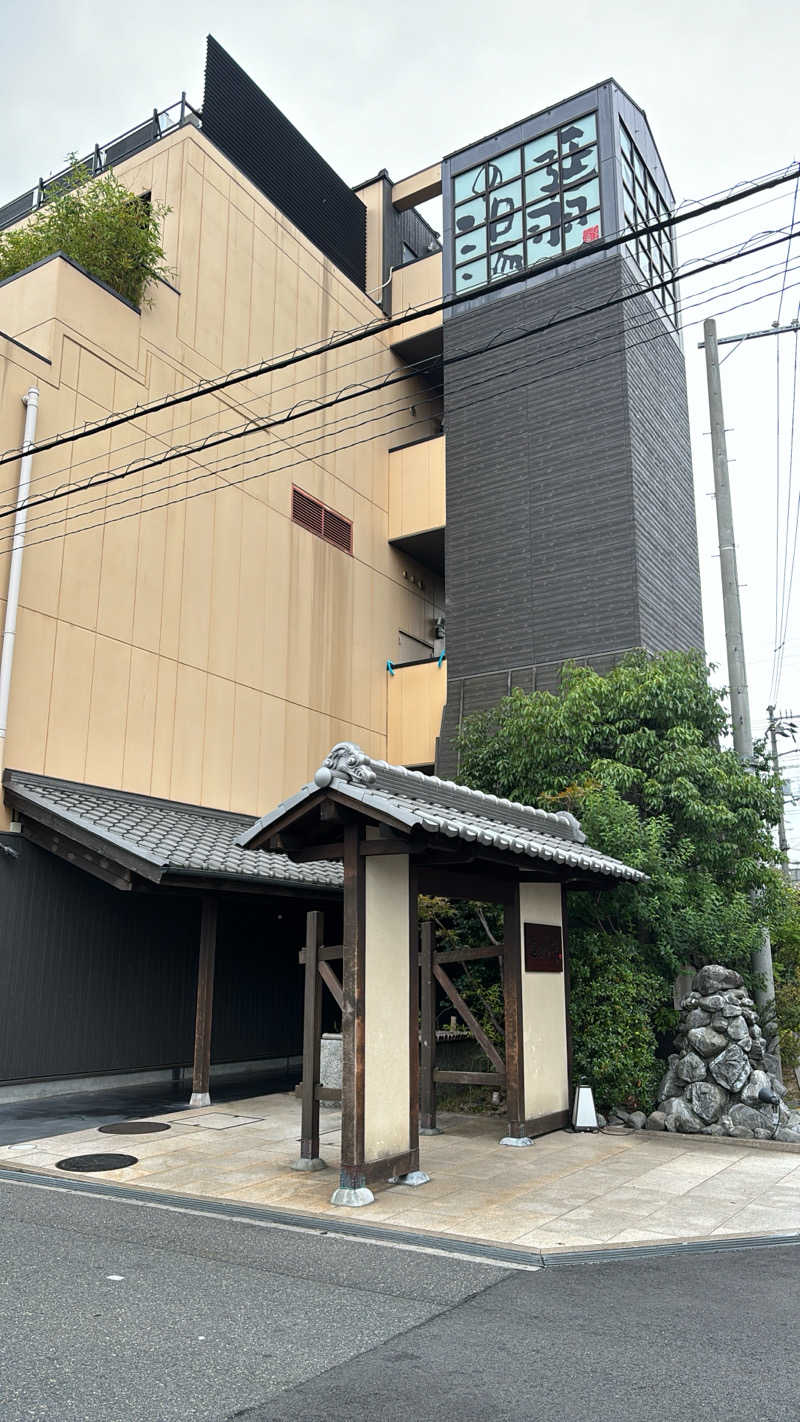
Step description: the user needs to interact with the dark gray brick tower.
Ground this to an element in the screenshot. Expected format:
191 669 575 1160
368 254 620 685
436 80 704 775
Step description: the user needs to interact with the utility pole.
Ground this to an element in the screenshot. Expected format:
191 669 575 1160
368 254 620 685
767 705 791 879
703 317 780 1072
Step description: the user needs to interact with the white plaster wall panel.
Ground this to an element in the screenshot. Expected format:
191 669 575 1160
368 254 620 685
519 881 569 1122
363 854 411 1162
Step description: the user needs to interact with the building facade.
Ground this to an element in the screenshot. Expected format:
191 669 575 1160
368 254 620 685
0 41 703 1092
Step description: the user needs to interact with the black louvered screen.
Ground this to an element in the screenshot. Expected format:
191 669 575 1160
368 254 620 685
202 37 366 291
292 487 324 537
322 507 352 555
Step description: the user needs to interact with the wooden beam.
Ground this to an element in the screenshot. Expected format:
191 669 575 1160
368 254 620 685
290 843 344 862
434 1070 505 1086
408 862 420 1150
561 883 574 1108
298 910 324 1162
433 962 506 1075
429 943 503 965
419 919 437 1131
190 896 217 1106
294 1083 341 1103
318 961 343 1010
362 1148 417 1186
502 885 526 1136
19 819 133 891
298 944 344 963
340 823 366 1185
416 865 516 904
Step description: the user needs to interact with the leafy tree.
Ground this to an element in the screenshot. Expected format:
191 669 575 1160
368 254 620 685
454 649 797 1110
0 159 172 307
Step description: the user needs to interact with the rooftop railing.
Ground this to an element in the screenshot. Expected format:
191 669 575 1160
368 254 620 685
0 95 202 234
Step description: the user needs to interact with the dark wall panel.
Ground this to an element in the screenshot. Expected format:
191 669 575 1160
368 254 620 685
437 253 703 775
0 837 338 1085
202 36 366 291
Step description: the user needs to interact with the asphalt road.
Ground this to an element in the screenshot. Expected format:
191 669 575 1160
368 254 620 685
1 1170 798 1422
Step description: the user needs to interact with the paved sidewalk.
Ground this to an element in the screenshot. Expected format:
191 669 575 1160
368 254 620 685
4 1091 800 1251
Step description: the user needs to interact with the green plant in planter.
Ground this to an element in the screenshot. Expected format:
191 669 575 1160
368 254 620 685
0 158 172 307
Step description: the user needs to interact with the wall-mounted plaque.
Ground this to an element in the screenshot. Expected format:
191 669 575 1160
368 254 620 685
524 922 563 972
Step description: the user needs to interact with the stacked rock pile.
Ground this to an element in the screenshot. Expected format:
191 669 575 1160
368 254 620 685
610 964 800 1140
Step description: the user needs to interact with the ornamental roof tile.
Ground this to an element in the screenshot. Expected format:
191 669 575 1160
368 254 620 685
238 742 646 884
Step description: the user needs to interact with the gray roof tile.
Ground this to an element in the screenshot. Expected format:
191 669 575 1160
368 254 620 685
239 742 647 884
2 772 343 890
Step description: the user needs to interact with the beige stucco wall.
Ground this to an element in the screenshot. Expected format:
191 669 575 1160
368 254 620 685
363 854 411 1162
388 435 445 541
519 882 569 1123
386 660 446 767
0 124 445 825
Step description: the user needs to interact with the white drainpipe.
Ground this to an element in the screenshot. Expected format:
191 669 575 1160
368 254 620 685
0 387 40 777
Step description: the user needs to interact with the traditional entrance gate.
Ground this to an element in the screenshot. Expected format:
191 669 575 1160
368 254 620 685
238 742 644 1206
419 919 507 1135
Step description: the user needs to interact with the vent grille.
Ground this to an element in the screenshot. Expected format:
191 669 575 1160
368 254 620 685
322 508 352 554
292 487 352 555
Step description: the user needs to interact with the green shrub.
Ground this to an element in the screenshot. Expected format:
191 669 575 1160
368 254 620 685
0 159 172 307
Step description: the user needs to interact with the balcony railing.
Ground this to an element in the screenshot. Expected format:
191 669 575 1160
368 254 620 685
387 657 446 768
0 95 202 234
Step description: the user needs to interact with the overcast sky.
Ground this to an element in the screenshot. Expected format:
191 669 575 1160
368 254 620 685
1 0 798 847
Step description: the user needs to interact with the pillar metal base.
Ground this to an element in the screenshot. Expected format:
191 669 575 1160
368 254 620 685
388 1170 430 1187
419 1126 443 1136
499 1135 533 1147
189 1092 211 1107
330 1186 375 1207
290 1156 327 1172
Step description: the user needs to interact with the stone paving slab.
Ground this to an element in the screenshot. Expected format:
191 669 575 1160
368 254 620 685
3 1091 800 1254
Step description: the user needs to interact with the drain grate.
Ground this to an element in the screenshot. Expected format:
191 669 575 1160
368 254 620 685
56 1153 138 1172
98 1121 170 1136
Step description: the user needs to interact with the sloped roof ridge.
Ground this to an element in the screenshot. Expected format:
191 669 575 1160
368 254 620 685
314 744 586 844
4 768 256 827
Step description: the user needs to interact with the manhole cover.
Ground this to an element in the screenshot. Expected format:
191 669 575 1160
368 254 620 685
56 1153 138 1172
98 1121 170 1135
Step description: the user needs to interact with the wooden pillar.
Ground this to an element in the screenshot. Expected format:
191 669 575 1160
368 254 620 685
293 910 326 1171
502 884 527 1139
190 896 217 1107
339 822 366 1191
419 918 439 1133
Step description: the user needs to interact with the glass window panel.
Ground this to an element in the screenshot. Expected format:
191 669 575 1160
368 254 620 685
646 173 659 207
564 208 601 251
524 199 563 247
527 233 560 266
454 257 487 291
489 243 525 280
561 144 598 187
454 166 486 203
623 186 636 229
489 208 522 247
454 195 486 235
620 123 633 161
633 149 646 184
562 112 597 151
524 131 559 170
562 177 600 231
488 148 521 185
621 152 634 184
488 177 522 210
455 224 487 262
525 163 560 203
634 178 647 212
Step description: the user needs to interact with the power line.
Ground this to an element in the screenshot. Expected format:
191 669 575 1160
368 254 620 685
2 172 793 513
3 225 799 528
0 161 798 472
7 253 800 561
7 242 800 549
